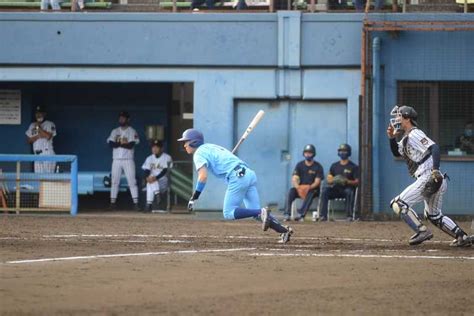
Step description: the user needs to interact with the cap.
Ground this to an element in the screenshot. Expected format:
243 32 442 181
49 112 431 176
119 111 130 119
35 106 46 113
151 139 163 148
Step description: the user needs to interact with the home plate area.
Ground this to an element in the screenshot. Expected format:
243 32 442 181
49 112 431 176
1 214 473 315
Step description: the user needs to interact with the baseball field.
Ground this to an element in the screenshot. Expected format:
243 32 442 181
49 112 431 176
1 213 473 315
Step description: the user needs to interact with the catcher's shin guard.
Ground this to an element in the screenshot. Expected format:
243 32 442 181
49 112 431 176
425 211 466 239
391 198 427 233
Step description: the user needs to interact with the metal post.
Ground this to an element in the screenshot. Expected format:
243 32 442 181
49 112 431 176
402 0 406 13
172 0 177 12
360 23 373 218
310 0 315 12
71 157 78 216
372 37 381 213
15 161 20 214
269 0 274 12
464 0 468 13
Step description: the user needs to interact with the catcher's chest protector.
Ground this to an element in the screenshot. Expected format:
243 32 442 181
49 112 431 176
401 136 419 177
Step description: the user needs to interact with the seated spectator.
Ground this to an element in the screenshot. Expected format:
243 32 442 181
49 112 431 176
192 0 246 11
319 144 359 222
191 0 215 10
328 0 347 10
142 140 173 212
71 0 85 11
354 0 365 11
454 121 474 155
283 144 324 222
41 0 61 11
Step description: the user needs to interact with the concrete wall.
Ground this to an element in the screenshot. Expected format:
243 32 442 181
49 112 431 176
0 12 473 213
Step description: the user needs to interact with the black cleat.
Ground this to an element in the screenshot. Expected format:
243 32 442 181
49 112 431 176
450 235 473 247
109 203 117 211
409 230 433 246
143 204 152 213
278 226 294 244
133 203 141 212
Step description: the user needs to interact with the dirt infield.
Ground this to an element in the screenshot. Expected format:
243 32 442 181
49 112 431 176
1 213 473 315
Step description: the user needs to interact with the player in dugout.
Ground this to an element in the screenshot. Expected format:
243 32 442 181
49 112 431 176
283 144 324 222
319 144 359 222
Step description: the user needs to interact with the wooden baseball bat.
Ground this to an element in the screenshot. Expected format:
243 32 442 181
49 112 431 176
231 110 265 154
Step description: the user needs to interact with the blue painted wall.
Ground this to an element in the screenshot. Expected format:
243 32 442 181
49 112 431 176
0 12 472 214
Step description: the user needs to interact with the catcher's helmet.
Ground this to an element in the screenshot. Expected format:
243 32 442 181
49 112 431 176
390 105 418 129
337 143 352 156
177 129 204 148
399 106 418 124
303 144 316 156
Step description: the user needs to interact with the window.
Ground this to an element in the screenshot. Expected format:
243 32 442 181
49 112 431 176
398 81 474 158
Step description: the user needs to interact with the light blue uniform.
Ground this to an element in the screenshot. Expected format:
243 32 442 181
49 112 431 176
193 143 260 219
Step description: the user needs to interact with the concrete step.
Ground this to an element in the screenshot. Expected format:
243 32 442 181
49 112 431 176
110 3 164 11
406 3 460 11
126 0 159 4
418 0 459 4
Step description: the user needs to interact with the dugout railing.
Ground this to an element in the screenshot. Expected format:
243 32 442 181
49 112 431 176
0 154 78 216
169 160 193 209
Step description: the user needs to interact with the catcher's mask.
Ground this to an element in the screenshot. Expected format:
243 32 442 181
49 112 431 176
390 105 418 132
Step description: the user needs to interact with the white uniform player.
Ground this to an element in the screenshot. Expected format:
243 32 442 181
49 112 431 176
107 111 140 211
388 105 472 247
25 106 57 173
141 140 173 212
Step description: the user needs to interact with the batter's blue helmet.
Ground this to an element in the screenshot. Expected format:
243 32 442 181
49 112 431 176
177 129 204 148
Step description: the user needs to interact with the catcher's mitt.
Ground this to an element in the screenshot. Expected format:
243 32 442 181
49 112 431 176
332 175 347 187
422 170 443 197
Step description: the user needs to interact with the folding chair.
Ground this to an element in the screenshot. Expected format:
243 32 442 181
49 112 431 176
328 186 358 221
290 193 321 221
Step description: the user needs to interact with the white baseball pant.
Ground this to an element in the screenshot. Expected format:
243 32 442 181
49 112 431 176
146 181 160 204
111 159 138 202
34 161 56 173
396 172 447 217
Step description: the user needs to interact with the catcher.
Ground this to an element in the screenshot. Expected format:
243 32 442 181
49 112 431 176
319 144 359 222
387 105 472 247
283 144 324 221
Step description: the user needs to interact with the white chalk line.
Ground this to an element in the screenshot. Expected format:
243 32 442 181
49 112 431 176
37 234 450 244
250 252 474 261
4 248 256 265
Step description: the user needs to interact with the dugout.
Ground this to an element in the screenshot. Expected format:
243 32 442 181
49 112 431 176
0 81 194 210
